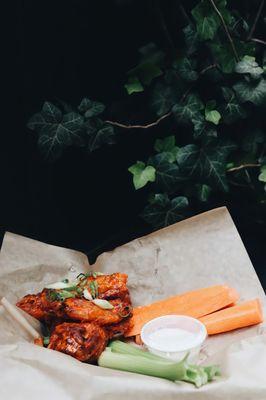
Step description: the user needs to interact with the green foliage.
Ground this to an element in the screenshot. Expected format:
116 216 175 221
28 99 114 161
124 77 144 95
154 135 179 163
28 0 266 232
235 55 264 79
234 78 266 105
125 43 164 94
221 87 247 123
173 94 204 123
78 98 105 118
173 57 198 82
205 101 221 125
209 40 255 73
128 162 156 190
142 194 189 228
192 0 231 41
258 165 266 183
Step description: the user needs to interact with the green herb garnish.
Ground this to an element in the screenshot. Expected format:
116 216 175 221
43 336 50 346
46 289 75 302
76 271 104 280
89 281 98 299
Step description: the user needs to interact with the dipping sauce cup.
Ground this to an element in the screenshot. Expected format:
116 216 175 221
140 315 207 362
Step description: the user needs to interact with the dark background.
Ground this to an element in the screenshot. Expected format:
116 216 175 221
1 1 265 288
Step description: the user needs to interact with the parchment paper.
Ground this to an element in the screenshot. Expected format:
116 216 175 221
0 207 266 399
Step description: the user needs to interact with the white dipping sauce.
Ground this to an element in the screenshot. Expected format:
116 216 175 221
148 327 196 351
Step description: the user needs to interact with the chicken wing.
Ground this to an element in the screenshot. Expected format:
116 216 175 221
48 322 108 362
78 273 129 300
16 293 48 320
105 318 132 338
63 296 132 325
16 289 64 321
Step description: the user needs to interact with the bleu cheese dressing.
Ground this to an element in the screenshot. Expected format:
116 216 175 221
148 327 197 351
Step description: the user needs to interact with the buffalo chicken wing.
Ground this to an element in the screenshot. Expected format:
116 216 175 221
48 322 108 362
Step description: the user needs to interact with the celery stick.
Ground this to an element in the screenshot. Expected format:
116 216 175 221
98 351 186 382
109 340 172 362
101 341 221 388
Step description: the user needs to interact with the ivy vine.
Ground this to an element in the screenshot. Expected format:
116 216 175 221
28 0 266 229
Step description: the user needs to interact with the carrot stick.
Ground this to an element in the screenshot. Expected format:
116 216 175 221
126 285 239 337
200 299 263 335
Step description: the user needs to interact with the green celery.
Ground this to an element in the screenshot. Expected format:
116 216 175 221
99 340 220 388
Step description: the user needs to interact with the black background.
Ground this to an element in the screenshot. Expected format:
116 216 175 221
1 1 265 289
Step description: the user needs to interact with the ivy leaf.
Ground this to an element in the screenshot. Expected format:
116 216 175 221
27 112 50 132
183 24 199 55
177 141 237 191
172 93 204 124
233 78 266 105
192 0 231 41
154 136 179 163
195 183 212 202
173 57 198 82
128 161 156 190
86 119 115 152
192 113 217 139
242 130 265 155
192 0 219 40
221 87 247 123
42 101 62 123
78 98 105 117
138 63 163 85
124 76 144 95
210 41 255 73
151 81 180 116
258 165 266 182
28 102 62 132
205 100 221 125
142 193 189 228
235 56 264 79
37 111 84 161
126 43 164 91
149 153 186 192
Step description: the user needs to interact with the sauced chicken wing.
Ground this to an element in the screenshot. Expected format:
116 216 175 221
16 293 47 320
16 289 64 321
64 296 132 325
105 318 132 338
79 273 129 300
48 322 108 362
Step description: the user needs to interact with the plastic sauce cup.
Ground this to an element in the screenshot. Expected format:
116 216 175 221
140 315 207 363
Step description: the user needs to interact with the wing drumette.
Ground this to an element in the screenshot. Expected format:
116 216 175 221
77 272 129 300
48 322 108 362
63 295 132 325
16 289 64 321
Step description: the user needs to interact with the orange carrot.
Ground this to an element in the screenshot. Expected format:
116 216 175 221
200 299 263 335
126 285 239 337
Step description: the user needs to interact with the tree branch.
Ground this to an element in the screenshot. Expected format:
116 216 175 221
250 37 266 46
208 0 239 61
247 0 265 41
227 163 261 173
105 111 172 130
105 64 217 130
